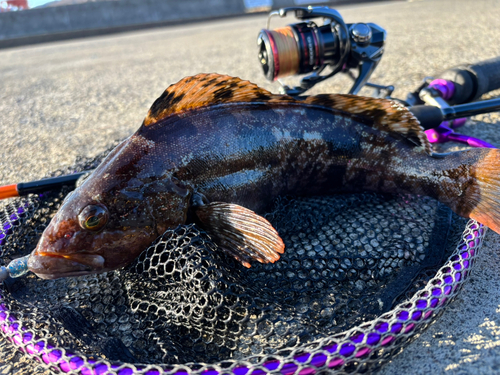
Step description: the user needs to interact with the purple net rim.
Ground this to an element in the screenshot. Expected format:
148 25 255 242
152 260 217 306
0 219 485 374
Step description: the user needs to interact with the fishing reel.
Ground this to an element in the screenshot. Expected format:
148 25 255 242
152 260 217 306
257 6 386 95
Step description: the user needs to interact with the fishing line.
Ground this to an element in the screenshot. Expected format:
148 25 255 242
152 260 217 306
263 27 300 79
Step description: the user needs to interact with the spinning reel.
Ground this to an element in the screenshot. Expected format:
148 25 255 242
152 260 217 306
257 6 386 95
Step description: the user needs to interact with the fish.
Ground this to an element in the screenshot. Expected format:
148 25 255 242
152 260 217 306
27 73 500 279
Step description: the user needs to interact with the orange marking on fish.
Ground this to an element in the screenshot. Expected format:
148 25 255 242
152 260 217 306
468 148 500 233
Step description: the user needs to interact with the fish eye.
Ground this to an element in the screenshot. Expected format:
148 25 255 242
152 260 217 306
78 204 109 232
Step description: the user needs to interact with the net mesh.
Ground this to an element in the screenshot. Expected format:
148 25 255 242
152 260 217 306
0 144 486 375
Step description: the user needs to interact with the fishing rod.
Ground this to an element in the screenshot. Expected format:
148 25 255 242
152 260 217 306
0 171 89 200
1 94 499 202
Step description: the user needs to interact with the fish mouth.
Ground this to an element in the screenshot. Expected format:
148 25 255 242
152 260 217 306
28 251 106 280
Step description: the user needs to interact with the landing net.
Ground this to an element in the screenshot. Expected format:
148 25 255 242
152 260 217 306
0 145 485 374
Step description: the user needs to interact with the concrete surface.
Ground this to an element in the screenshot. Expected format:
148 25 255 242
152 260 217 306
1 0 500 373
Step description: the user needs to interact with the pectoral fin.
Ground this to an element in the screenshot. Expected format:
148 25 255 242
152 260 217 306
194 202 284 267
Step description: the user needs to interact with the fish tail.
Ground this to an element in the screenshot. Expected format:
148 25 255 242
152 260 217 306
466 148 500 234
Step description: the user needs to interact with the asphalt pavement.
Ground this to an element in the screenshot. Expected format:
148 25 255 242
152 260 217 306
1 0 500 373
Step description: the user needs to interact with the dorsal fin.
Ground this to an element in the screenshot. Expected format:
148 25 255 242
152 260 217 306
143 73 289 126
144 74 432 154
304 94 432 154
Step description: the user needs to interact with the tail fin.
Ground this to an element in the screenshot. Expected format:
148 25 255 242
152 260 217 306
467 148 500 234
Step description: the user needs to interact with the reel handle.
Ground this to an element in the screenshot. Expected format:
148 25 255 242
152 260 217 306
437 56 500 104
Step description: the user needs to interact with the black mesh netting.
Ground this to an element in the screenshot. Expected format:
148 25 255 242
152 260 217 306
0 143 486 375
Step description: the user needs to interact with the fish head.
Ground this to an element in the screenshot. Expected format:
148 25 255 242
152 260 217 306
28 133 195 279
27 182 162 279
27 163 193 280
